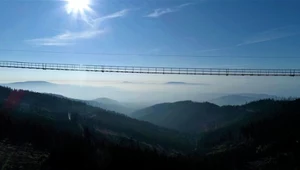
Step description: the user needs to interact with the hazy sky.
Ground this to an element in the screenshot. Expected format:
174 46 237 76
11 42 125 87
1 0 300 98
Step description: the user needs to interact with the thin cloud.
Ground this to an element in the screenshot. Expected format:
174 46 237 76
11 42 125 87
237 25 300 46
146 8 174 18
177 3 194 8
26 9 129 46
92 9 130 27
26 30 105 46
146 3 193 18
197 47 232 53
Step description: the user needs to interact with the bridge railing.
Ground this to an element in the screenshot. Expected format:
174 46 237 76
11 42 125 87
0 60 300 76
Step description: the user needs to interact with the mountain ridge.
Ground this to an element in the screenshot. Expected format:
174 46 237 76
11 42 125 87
131 100 247 133
209 94 277 106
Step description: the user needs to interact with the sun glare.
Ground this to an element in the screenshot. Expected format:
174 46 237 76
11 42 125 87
65 0 91 15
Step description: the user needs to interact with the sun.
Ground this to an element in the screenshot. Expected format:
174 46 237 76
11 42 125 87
65 0 91 15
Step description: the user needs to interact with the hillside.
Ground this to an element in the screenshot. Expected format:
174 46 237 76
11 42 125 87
131 101 248 133
0 107 198 170
87 98 135 115
194 98 300 170
1 85 299 169
93 97 120 105
0 86 193 151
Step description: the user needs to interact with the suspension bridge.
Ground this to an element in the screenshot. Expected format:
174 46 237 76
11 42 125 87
0 60 299 77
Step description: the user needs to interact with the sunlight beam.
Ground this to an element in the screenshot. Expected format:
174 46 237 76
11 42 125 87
65 0 93 23
65 0 91 14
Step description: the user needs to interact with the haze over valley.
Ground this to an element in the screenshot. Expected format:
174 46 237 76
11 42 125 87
1 81 282 115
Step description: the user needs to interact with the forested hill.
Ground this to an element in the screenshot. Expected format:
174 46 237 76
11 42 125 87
131 101 248 133
0 86 193 151
194 98 300 170
86 98 135 115
1 85 300 170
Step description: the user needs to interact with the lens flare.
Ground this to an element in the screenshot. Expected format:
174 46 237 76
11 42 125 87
66 0 90 14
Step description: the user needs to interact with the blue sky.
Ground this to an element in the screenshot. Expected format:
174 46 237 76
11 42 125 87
1 0 300 99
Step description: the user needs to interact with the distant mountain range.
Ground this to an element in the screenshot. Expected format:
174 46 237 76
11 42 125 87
165 82 208 86
209 94 278 106
86 98 136 115
1 81 147 115
4 81 54 86
93 98 120 105
131 101 249 133
2 81 282 117
0 81 228 103
1 81 143 102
